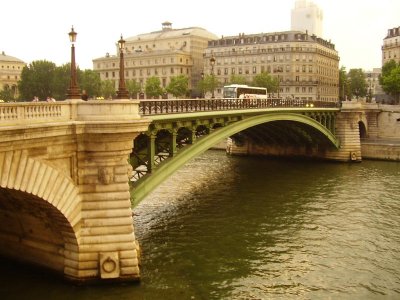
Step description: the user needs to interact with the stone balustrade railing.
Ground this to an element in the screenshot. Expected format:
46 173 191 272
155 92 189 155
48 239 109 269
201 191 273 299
0 99 141 126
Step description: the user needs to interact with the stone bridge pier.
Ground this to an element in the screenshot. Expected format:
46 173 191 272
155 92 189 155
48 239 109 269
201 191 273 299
0 100 149 282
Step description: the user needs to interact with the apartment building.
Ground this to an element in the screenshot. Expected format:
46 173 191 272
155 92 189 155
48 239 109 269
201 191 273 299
93 22 217 97
0 51 25 98
382 26 400 65
205 31 339 102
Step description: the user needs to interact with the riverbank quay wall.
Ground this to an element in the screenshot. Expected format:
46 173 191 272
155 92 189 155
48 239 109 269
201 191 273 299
0 100 150 282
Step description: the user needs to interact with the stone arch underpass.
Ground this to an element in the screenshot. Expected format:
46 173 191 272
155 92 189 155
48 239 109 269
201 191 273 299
0 150 81 276
131 112 340 206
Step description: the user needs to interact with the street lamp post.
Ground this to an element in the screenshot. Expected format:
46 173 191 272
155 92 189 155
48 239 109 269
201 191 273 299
210 54 216 98
116 35 129 99
67 26 81 99
200 71 204 98
275 69 282 98
368 73 372 102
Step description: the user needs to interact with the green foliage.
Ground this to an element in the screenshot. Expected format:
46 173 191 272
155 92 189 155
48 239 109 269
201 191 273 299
380 60 400 103
0 88 15 102
52 63 70 100
126 79 141 99
339 66 350 101
166 75 189 98
196 78 206 98
101 80 116 99
380 60 398 82
201 74 219 97
347 68 367 99
18 60 57 100
229 75 247 85
145 76 163 98
17 60 103 101
252 72 278 92
79 69 101 99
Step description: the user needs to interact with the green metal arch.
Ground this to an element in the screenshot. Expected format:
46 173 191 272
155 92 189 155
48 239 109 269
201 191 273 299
131 112 339 207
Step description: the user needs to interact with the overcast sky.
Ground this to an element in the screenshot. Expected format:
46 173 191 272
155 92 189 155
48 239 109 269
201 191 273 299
1 0 399 71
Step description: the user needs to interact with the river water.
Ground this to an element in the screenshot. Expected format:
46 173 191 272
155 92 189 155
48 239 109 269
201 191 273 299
1 150 400 299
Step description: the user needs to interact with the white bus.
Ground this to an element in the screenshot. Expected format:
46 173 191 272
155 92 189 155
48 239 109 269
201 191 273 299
223 84 268 99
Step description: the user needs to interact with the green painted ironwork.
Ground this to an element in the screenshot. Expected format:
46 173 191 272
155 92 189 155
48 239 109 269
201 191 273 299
130 102 340 207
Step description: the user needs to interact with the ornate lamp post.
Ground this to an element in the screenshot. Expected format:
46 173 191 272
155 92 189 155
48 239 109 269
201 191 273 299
67 26 81 99
210 54 216 98
116 35 129 99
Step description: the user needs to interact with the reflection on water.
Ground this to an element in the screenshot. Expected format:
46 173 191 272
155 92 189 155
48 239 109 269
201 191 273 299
1 150 400 299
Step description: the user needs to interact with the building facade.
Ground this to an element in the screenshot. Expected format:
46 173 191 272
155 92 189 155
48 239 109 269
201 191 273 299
205 31 339 102
382 26 400 65
291 0 323 37
93 22 217 98
0 51 25 98
365 68 384 100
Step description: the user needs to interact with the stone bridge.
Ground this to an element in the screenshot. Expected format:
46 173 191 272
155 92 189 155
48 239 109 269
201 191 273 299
0 100 149 282
0 98 383 283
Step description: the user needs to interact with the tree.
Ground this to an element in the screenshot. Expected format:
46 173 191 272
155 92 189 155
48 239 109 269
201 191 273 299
380 60 400 104
166 75 189 98
126 79 141 99
197 77 206 98
101 80 116 99
79 69 102 99
202 74 219 98
229 75 248 85
380 59 398 82
18 60 57 100
347 68 368 99
339 66 350 101
145 76 163 98
52 63 70 100
252 72 278 93
0 88 14 102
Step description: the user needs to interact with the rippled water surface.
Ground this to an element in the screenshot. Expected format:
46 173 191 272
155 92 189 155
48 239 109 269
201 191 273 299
1 150 400 299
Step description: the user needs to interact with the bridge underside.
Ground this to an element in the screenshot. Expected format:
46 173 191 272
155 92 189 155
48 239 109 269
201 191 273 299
0 188 74 273
229 120 336 158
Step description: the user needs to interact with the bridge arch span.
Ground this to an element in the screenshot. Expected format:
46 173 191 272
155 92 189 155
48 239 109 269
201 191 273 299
0 150 80 274
132 113 339 206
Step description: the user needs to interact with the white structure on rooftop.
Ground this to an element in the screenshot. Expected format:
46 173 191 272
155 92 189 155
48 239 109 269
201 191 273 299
291 0 323 37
